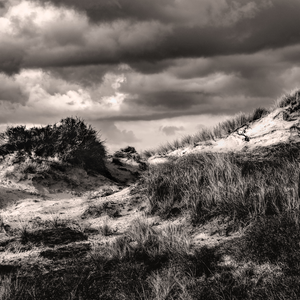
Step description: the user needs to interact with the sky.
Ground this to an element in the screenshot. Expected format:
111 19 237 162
0 0 300 152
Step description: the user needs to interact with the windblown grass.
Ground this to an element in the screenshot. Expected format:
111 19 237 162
146 107 269 156
143 149 300 225
274 88 300 108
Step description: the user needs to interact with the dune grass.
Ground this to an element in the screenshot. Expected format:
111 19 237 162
143 148 300 225
3 90 300 299
143 106 270 157
143 89 300 158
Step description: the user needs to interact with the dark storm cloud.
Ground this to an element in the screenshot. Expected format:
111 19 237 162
29 0 300 57
32 0 175 23
46 65 121 87
96 95 272 122
159 125 185 136
3 0 300 76
0 42 24 75
129 60 174 75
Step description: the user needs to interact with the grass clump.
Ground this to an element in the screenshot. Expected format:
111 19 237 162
104 218 191 262
81 201 121 219
274 88 300 108
99 217 116 236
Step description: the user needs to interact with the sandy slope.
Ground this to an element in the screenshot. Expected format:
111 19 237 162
149 107 300 164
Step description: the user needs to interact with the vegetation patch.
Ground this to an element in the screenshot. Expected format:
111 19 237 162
81 201 122 219
0 117 109 177
40 243 91 260
143 148 300 225
21 227 87 247
244 214 300 269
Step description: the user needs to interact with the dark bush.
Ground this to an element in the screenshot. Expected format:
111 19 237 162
0 117 109 176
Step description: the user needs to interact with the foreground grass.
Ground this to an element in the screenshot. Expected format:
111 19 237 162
143 146 300 226
2 214 300 299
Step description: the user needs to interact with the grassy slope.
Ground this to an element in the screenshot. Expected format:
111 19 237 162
2 91 300 299
143 89 300 157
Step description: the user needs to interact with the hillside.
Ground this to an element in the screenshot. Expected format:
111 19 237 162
148 90 300 164
1 91 300 299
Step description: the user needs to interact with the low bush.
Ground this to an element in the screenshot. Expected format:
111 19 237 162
0 117 109 176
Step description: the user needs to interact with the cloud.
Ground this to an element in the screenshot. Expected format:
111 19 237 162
2 0 300 75
32 0 264 26
2 0 300 152
0 73 28 103
91 121 140 147
160 125 185 136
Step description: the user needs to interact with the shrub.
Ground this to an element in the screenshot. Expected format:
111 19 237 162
0 117 109 176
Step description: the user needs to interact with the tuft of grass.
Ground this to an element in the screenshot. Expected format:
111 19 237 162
104 218 192 262
81 201 121 219
142 149 156 159
274 88 300 108
99 217 115 236
252 107 269 121
181 134 195 147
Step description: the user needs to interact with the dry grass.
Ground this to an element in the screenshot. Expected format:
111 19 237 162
273 88 300 108
143 149 300 225
2 211 300 299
